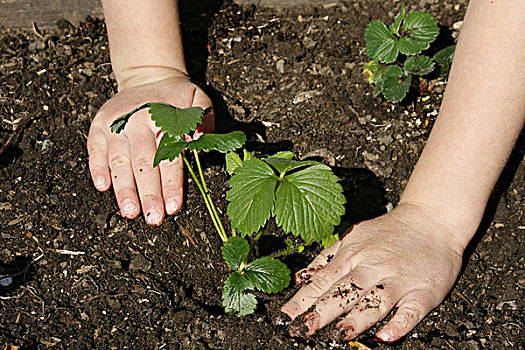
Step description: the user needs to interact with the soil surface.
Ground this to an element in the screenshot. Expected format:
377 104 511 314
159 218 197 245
1 1 523 349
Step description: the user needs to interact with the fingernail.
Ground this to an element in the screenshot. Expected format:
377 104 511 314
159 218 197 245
122 199 138 216
376 329 394 343
94 176 106 189
165 199 179 215
294 266 319 286
146 208 162 225
288 310 320 340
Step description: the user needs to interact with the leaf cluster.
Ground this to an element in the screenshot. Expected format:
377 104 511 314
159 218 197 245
221 237 291 316
110 102 246 166
226 152 346 242
363 5 455 102
222 150 345 315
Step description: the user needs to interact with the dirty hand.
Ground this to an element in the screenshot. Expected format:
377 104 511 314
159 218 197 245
279 203 464 343
87 76 214 225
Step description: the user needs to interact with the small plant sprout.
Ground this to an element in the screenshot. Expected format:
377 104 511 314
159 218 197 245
112 104 346 316
363 4 455 102
224 150 345 314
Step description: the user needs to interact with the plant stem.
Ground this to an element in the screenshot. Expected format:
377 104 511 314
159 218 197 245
269 240 312 259
241 230 264 269
182 154 227 242
250 230 263 251
192 150 228 239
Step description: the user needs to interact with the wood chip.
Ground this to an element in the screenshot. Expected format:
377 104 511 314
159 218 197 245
0 202 12 210
8 217 24 226
76 265 96 274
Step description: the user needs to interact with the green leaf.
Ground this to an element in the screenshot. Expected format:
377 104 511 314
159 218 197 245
110 103 209 138
187 131 246 153
153 134 187 167
148 103 204 138
221 237 250 271
404 55 435 75
382 72 412 102
226 152 243 175
227 158 278 236
153 132 246 167
110 103 151 134
364 60 388 84
382 65 403 78
433 45 455 74
321 233 340 249
399 11 439 55
364 20 399 63
389 3 405 35
274 164 346 242
243 149 255 162
263 158 318 175
373 83 383 97
222 272 257 316
244 257 291 294
372 65 403 100
268 151 296 160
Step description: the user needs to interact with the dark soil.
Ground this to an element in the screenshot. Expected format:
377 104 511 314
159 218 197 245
1 1 523 349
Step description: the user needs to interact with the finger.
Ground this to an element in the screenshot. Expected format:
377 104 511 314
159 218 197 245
281 254 350 321
107 134 140 219
375 290 436 344
192 89 214 138
127 127 165 225
288 267 376 339
87 124 111 191
159 155 184 215
294 240 342 287
333 283 396 342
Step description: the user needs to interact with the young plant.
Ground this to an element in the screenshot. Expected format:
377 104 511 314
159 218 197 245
111 104 346 316
363 4 455 102
223 150 345 314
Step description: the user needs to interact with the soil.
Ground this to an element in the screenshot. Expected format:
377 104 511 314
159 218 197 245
1 0 523 349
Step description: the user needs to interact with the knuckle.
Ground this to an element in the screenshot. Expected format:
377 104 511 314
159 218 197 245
401 303 423 326
87 140 105 157
308 274 332 293
109 153 131 169
141 193 161 204
133 156 154 171
160 157 182 167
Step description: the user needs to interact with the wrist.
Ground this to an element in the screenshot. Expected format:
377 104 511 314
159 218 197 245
395 199 477 251
114 66 189 91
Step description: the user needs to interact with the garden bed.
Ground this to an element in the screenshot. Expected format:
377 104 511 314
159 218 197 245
0 0 523 349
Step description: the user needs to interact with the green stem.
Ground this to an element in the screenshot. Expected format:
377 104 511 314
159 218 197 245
269 240 313 259
182 154 227 242
240 230 264 270
250 230 263 250
192 150 228 240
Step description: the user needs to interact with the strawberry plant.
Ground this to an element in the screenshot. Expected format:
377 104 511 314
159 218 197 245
363 4 455 102
111 104 345 316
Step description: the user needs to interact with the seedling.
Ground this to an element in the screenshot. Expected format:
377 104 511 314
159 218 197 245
363 4 455 102
111 104 345 316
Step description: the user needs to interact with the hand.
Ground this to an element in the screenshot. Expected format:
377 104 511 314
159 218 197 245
278 203 465 343
87 75 214 225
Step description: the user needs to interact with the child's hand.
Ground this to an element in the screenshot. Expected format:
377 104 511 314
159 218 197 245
87 76 214 225
279 203 465 343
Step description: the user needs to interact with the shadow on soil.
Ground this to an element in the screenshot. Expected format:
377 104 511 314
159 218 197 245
0 256 36 297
